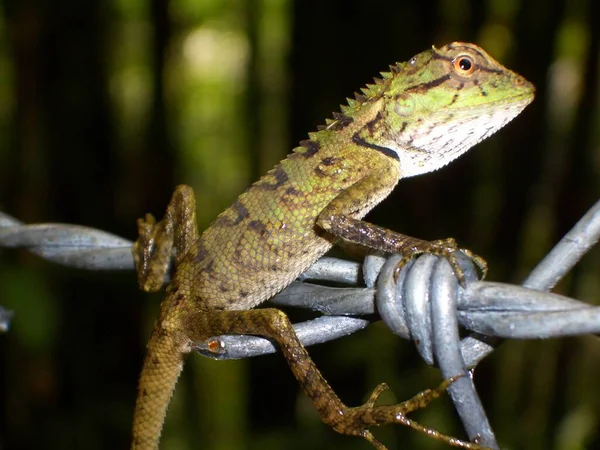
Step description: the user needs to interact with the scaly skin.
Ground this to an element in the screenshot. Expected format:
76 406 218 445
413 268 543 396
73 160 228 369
131 42 535 449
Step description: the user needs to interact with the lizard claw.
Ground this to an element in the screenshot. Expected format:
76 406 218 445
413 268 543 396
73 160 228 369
364 383 390 408
458 247 488 280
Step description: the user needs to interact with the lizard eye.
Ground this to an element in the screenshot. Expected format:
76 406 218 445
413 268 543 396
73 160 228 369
453 55 476 75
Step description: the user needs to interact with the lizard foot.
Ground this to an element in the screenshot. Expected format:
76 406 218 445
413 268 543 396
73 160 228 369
394 237 487 285
333 377 488 449
133 213 174 292
132 185 199 293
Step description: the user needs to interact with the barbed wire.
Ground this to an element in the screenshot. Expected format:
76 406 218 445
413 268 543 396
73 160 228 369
1 199 600 448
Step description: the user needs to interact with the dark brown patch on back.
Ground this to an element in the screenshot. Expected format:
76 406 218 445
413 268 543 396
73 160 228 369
248 220 268 237
214 200 251 228
330 111 354 130
297 139 320 158
314 156 344 178
284 186 301 196
273 166 288 185
281 185 303 210
231 201 250 224
197 243 208 262
314 166 327 177
256 165 289 190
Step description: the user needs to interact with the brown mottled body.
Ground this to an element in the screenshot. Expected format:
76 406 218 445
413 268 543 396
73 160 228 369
132 42 535 449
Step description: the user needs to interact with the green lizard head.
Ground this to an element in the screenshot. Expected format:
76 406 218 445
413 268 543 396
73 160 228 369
347 42 535 177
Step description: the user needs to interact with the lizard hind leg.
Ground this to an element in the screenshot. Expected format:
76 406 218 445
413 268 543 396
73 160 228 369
184 308 485 449
133 185 200 292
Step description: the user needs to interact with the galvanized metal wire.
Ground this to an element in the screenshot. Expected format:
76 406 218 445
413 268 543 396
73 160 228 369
2 199 600 448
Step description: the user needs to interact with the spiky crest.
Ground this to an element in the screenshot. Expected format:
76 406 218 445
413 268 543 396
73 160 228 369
298 59 407 141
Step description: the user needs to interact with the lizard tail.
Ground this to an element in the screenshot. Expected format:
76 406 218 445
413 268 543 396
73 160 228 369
132 328 189 450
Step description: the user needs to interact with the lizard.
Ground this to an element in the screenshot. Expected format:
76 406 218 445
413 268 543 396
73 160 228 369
131 42 535 449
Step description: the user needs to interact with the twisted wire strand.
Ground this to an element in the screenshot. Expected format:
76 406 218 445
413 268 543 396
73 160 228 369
0 212 134 270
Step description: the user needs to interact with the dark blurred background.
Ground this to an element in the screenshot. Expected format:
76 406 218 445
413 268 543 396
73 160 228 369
0 0 599 449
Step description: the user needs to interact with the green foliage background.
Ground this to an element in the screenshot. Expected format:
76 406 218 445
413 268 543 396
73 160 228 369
0 0 599 449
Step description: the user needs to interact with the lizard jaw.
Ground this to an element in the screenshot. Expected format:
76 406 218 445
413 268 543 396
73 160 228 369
391 95 533 178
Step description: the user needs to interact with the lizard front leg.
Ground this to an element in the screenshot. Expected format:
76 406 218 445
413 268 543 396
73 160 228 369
132 185 199 449
185 308 484 449
316 173 487 283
